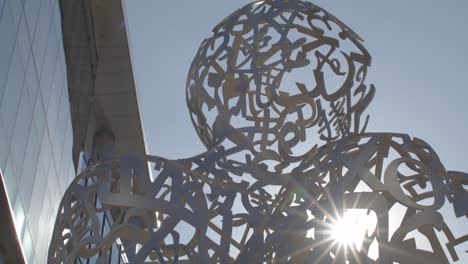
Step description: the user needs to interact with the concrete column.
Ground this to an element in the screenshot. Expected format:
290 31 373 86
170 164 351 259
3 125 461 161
93 129 115 160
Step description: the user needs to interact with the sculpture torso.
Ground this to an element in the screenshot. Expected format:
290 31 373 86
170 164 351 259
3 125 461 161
49 133 466 263
48 1 467 263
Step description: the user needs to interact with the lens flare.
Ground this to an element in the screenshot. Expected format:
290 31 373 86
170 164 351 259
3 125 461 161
330 210 377 250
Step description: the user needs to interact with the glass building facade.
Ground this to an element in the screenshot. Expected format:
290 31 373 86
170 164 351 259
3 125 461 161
1 0 148 262
0 0 75 263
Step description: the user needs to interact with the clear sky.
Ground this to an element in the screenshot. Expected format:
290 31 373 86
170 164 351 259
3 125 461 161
123 0 467 261
123 0 468 170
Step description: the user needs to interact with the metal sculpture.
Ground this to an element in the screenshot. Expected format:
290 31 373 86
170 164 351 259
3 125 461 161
48 0 467 263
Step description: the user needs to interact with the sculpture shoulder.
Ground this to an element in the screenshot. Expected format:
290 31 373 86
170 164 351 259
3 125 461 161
312 132 443 163
298 132 468 215
303 132 449 182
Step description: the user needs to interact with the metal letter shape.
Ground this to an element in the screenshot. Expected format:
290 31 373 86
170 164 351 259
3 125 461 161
49 0 467 263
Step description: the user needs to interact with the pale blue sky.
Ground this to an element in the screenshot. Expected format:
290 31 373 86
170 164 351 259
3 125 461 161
124 0 468 173
123 0 467 260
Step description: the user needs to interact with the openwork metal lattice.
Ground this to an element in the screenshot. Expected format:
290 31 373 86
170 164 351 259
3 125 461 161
49 0 467 263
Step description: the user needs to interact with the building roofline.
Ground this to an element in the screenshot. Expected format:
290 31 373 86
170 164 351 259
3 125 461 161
60 0 148 168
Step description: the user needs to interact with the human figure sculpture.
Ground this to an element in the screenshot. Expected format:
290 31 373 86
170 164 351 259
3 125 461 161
49 0 467 263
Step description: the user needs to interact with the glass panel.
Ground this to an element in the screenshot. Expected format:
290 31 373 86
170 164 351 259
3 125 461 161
52 0 62 43
48 190 59 239
38 129 51 173
111 243 122 263
19 122 43 212
47 157 59 194
67 160 76 189
39 26 58 97
22 226 35 263
0 5 17 102
45 76 62 138
23 0 41 36
53 96 68 180
10 85 33 176
0 0 5 20
56 47 66 81
35 191 52 262
3 157 18 205
32 252 39 264
31 0 52 76
27 154 46 242
0 39 27 146
32 89 46 136
77 151 87 174
89 253 98 263
51 178 61 213
13 194 25 238
0 114 8 169
7 0 22 29
24 55 39 104
58 124 73 190
16 15 31 69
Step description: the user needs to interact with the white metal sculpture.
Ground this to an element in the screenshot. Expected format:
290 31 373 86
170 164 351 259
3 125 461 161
49 0 467 263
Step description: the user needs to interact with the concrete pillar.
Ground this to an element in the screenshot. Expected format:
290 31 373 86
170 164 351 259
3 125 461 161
93 129 115 160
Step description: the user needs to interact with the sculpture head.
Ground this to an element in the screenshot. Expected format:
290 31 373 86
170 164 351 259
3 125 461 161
187 0 375 168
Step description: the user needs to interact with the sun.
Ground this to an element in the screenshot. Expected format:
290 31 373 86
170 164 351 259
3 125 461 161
330 210 377 250
331 217 360 246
